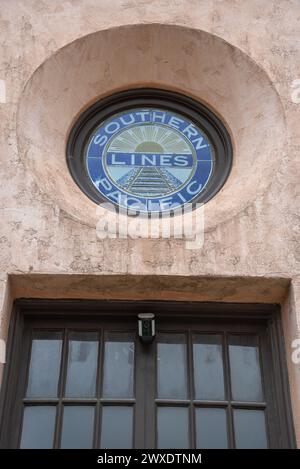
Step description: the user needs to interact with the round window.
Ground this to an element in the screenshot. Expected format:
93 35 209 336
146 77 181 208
67 89 232 214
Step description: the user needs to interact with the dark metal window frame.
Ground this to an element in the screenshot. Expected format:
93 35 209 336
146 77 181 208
66 88 233 212
0 300 296 448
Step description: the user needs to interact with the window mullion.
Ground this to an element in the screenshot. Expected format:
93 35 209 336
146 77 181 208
223 332 235 449
187 329 195 449
53 328 68 449
94 328 103 448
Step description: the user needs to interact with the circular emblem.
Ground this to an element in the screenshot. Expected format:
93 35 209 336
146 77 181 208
67 89 232 215
86 108 214 213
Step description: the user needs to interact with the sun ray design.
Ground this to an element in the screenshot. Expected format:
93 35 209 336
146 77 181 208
109 125 191 154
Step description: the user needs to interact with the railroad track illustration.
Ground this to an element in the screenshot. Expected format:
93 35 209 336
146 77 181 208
121 167 178 197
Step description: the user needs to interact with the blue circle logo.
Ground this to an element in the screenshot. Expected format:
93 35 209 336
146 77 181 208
86 108 214 213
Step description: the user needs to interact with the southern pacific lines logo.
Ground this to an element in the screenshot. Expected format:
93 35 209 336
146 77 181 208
86 109 214 213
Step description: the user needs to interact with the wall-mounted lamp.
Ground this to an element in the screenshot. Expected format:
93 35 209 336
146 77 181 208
138 313 155 343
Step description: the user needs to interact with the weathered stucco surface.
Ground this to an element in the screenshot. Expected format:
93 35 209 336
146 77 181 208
0 0 299 444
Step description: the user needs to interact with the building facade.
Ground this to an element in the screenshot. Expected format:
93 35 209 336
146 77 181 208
0 0 299 448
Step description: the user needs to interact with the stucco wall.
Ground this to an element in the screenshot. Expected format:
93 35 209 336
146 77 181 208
0 0 299 445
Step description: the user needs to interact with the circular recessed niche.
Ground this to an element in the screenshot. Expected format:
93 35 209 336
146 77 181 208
67 89 232 215
17 25 287 230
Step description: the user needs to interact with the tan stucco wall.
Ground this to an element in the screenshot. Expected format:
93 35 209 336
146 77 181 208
0 0 299 445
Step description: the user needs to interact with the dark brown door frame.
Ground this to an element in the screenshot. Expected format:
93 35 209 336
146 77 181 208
0 299 296 449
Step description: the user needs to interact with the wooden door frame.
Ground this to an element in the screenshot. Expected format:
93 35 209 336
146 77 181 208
0 299 296 449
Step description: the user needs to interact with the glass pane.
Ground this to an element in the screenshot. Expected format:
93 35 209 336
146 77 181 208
65 332 98 397
193 335 225 400
20 406 56 449
100 406 133 449
229 335 263 402
61 406 94 449
234 409 268 448
157 334 187 399
102 334 134 398
196 408 228 449
26 331 62 397
157 407 189 449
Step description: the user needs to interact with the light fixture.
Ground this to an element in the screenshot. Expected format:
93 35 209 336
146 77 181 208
138 313 155 343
